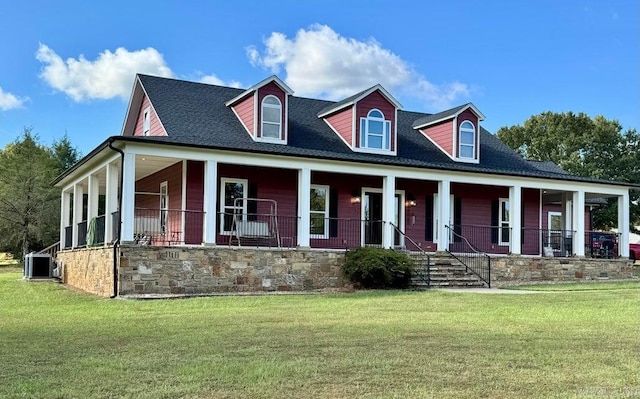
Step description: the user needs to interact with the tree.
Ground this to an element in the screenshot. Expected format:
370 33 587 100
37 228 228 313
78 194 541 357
497 112 639 231
0 128 81 259
52 132 81 174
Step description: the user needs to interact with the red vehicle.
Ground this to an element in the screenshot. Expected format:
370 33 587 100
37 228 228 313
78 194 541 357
630 243 640 262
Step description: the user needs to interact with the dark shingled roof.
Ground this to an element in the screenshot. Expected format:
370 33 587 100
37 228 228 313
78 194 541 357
122 74 626 186
411 103 471 128
526 160 568 175
316 86 373 117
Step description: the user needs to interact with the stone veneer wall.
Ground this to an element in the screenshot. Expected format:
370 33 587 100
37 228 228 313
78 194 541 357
491 256 634 286
57 247 115 297
118 245 346 295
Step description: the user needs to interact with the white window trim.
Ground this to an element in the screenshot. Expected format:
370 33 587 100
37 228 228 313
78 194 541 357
359 109 392 152
159 181 168 234
258 95 285 143
310 185 330 239
499 197 510 246
547 211 563 251
142 107 151 136
458 120 476 160
219 178 248 235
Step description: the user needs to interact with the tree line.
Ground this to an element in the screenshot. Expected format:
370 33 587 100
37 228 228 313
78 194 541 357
0 128 80 259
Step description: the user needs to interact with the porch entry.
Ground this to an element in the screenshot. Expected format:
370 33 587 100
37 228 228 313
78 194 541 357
362 189 404 247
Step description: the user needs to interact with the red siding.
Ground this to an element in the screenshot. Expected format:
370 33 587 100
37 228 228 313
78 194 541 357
185 161 204 245
217 165 297 243
456 109 479 158
232 94 255 137
133 95 167 136
420 120 453 156
257 82 287 140
522 188 542 255
325 107 353 146
355 90 396 150
397 178 438 251
134 162 183 242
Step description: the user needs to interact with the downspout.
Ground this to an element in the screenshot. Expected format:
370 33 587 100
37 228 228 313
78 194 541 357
108 140 124 298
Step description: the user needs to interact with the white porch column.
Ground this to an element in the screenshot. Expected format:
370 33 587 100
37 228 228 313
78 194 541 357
72 183 84 247
297 168 311 248
120 152 136 242
87 174 99 222
618 192 630 257
572 190 585 257
562 194 572 232
203 160 218 245
509 185 522 255
382 174 396 249
437 180 451 251
104 162 119 243
60 190 71 248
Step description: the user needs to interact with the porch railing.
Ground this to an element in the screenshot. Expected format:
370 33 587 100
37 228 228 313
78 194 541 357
521 228 575 257
449 224 511 254
445 225 491 287
77 221 87 247
218 212 299 248
134 208 205 245
391 223 430 287
310 218 384 249
63 226 72 249
585 231 620 258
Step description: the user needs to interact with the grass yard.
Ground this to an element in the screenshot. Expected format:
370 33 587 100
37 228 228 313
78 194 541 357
0 272 639 399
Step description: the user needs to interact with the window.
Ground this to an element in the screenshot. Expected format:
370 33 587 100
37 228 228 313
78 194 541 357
261 95 282 139
360 109 391 150
142 107 151 136
499 198 510 245
459 120 475 159
310 185 329 238
219 178 247 234
159 181 168 234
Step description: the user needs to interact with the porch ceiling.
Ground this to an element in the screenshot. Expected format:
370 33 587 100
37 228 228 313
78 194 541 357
135 155 181 180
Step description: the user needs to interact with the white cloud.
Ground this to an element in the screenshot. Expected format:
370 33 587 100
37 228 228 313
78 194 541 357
36 43 174 102
0 87 27 110
198 73 243 88
246 24 469 110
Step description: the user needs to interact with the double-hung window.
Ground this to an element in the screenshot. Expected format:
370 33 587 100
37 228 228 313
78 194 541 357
261 95 282 139
360 109 391 151
459 121 475 159
220 178 247 234
310 185 329 238
499 198 510 245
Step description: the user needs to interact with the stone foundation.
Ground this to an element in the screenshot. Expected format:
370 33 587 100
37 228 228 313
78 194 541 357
491 256 634 286
117 245 347 295
57 247 115 297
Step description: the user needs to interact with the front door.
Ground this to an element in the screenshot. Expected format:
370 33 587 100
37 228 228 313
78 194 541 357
364 192 383 245
362 190 404 246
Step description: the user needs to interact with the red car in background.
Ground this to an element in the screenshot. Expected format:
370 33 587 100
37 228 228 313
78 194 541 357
630 242 640 262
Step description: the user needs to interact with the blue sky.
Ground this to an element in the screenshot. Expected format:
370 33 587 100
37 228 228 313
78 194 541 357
0 0 637 155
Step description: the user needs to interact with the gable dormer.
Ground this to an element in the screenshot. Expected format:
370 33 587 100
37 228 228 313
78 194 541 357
225 76 293 144
121 74 168 137
318 85 402 155
412 103 485 163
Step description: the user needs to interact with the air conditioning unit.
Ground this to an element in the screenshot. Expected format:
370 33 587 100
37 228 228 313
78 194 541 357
24 253 52 279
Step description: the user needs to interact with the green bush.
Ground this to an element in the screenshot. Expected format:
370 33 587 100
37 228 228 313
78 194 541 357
343 247 414 289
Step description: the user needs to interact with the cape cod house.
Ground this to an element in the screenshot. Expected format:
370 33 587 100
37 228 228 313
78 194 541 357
53 74 634 296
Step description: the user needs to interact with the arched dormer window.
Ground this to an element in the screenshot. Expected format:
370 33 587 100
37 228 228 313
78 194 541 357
459 120 476 159
360 109 391 150
261 95 282 139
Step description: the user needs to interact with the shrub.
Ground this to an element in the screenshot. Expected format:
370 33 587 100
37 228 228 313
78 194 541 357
343 247 414 289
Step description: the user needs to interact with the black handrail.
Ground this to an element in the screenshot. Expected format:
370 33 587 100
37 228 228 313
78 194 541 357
445 225 491 287
390 223 431 288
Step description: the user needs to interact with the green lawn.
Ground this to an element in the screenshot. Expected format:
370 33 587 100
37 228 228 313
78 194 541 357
1 272 638 399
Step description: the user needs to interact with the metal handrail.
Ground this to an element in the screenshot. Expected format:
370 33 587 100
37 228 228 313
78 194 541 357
445 225 491 287
390 223 431 288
